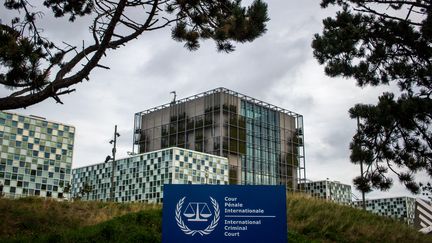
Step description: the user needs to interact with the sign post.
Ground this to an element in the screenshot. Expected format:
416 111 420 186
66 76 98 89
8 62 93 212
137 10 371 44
162 185 287 243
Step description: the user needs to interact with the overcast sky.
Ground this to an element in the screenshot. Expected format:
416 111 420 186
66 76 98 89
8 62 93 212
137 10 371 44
1 1 427 200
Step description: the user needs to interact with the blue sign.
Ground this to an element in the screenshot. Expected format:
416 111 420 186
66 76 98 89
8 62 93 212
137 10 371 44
162 185 287 243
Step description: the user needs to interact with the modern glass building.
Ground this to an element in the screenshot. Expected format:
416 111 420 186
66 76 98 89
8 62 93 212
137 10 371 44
0 111 75 199
300 180 352 205
352 197 416 225
133 88 305 190
71 147 228 203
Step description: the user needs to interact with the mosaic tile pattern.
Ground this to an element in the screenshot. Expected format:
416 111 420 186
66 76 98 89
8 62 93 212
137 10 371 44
0 111 74 199
301 180 352 205
352 197 416 225
71 147 228 203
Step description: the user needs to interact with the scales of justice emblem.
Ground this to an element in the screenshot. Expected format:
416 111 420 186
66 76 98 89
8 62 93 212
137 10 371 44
183 202 212 221
175 197 220 236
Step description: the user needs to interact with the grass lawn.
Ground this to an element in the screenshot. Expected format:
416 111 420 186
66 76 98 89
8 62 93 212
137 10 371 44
0 194 430 242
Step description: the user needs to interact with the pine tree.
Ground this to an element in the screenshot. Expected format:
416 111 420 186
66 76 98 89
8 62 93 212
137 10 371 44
313 0 432 194
0 0 269 109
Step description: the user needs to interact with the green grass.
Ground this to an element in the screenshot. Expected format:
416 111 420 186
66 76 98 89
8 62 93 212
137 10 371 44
5 209 162 243
287 193 430 243
0 194 430 243
0 196 157 240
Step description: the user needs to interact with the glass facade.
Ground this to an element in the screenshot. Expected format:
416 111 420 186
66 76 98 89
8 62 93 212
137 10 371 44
0 111 75 199
352 197 416 225
300 180 352 205
71 147 228 203
133 88 305 190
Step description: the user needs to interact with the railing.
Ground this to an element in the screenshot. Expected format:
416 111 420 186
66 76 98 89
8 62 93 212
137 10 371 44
134 87 302 117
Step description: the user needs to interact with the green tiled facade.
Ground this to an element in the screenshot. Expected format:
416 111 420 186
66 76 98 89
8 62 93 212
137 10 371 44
352 197 416 225
71 147 228 203
300 180 352 205
0 111 75 199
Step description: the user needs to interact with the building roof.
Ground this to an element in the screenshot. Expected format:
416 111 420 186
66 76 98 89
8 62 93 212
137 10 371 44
72 146 228 170
352 196 416 203
300 180 350 185
134 87 302 117
1 110 75 128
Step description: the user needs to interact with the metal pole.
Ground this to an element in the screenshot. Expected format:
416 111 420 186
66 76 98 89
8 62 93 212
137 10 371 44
110 125 117 202
132 114 136 154
357 117 366 210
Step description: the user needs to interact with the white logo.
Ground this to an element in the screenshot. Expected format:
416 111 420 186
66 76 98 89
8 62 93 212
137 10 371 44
175 196 220 236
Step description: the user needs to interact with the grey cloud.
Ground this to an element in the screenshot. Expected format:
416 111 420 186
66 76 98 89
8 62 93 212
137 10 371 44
1 0 421 199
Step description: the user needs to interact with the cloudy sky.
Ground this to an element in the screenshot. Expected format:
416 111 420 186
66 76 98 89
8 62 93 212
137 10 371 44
1 1 426 199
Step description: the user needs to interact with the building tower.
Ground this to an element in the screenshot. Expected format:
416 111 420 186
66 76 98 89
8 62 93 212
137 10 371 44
133 88 305 190
0 111 75 199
